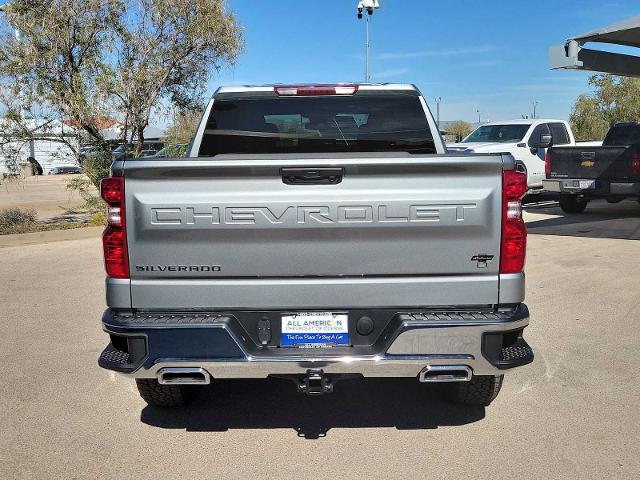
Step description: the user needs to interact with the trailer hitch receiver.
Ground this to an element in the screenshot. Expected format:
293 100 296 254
298 369 333 395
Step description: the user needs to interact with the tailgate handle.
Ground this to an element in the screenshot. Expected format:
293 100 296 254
281 167 343 185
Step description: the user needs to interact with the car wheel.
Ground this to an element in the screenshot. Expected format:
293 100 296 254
559 194 588 213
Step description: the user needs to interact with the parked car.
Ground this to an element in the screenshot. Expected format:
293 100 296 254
543 122 640 213
48 165 82 175
80 146 102 155
112 142 165 160
447 119 577 191
98 83 533 408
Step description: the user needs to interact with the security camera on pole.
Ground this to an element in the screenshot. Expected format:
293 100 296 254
357 0 380 83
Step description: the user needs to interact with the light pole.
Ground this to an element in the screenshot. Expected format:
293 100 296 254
434 97 442 129
357 1 380 83
532 101 539 119
477 109 481 124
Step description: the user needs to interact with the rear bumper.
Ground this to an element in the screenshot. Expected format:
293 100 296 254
99 305 533 379
543 178 640 196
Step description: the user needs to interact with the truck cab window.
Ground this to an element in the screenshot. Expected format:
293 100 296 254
528 124 551 148
549 123 570 145
198 94 436 156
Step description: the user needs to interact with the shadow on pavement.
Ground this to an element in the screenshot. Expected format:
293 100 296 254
140 377 485 439
524 198 640 240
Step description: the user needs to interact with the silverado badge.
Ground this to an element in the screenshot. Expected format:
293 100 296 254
471 254 494 268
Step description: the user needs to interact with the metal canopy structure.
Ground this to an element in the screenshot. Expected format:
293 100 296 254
550 15 640 77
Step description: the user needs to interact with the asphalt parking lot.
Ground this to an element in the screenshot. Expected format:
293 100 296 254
1 199 639 479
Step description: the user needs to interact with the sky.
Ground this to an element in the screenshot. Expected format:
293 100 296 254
211 0 640 123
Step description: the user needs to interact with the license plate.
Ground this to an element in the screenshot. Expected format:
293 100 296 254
565 180 595 190
281 312 349 348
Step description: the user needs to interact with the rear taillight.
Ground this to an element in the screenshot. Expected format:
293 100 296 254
274 84 358 96
632 153 640 177
100 177 129 278
500 170 527 274
545 149 551 176
103 228 128 278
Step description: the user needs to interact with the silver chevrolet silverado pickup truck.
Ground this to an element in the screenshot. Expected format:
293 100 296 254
98 83 533 407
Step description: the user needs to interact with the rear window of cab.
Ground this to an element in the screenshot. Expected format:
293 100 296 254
198 93 435 156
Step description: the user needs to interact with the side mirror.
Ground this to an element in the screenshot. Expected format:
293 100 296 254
539 134 553 148
530 133 553 153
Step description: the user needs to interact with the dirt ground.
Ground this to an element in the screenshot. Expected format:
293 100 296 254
0 174 94 220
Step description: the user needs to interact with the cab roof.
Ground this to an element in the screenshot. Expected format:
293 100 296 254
481 118 567 126
214 83 419 95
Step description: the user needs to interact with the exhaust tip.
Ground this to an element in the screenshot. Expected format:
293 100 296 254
157 367 211 385
419 365 472 383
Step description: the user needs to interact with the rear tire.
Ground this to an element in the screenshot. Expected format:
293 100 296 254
135 379 202 407
444 375 504 406
559 194 588 213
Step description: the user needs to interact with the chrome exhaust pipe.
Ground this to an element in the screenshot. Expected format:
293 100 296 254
157 367 211 385
419 365 472 383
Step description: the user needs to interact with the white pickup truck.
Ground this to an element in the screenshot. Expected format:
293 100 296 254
448 119 577 190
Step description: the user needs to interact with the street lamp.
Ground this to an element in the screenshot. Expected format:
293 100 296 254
434 97 442 129
532 100 540 119
357 1 380 83
477 109 481 124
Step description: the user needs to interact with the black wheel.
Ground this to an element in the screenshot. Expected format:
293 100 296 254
444 375 504 406
558 194 588 213
135 379 202 407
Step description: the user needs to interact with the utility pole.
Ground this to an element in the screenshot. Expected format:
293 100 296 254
477 109 481 124
434 97 442 129
365 14 370 82
532 101 539 119
357 1 380 83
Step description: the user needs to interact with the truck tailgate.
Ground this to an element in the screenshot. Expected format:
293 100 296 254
549 146 633 180
122 153 505 309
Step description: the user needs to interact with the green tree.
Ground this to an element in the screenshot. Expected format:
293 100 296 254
447 120 473 142
570 74 640 141
164 110 204 145
569 95 609 142
0 0 243 186
107 0 243 154
0 0 120 187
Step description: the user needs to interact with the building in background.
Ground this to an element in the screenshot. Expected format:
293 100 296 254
96 119 164 146
0 118 79 175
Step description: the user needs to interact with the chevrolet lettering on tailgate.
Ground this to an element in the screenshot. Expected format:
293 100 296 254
149 204 478 226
